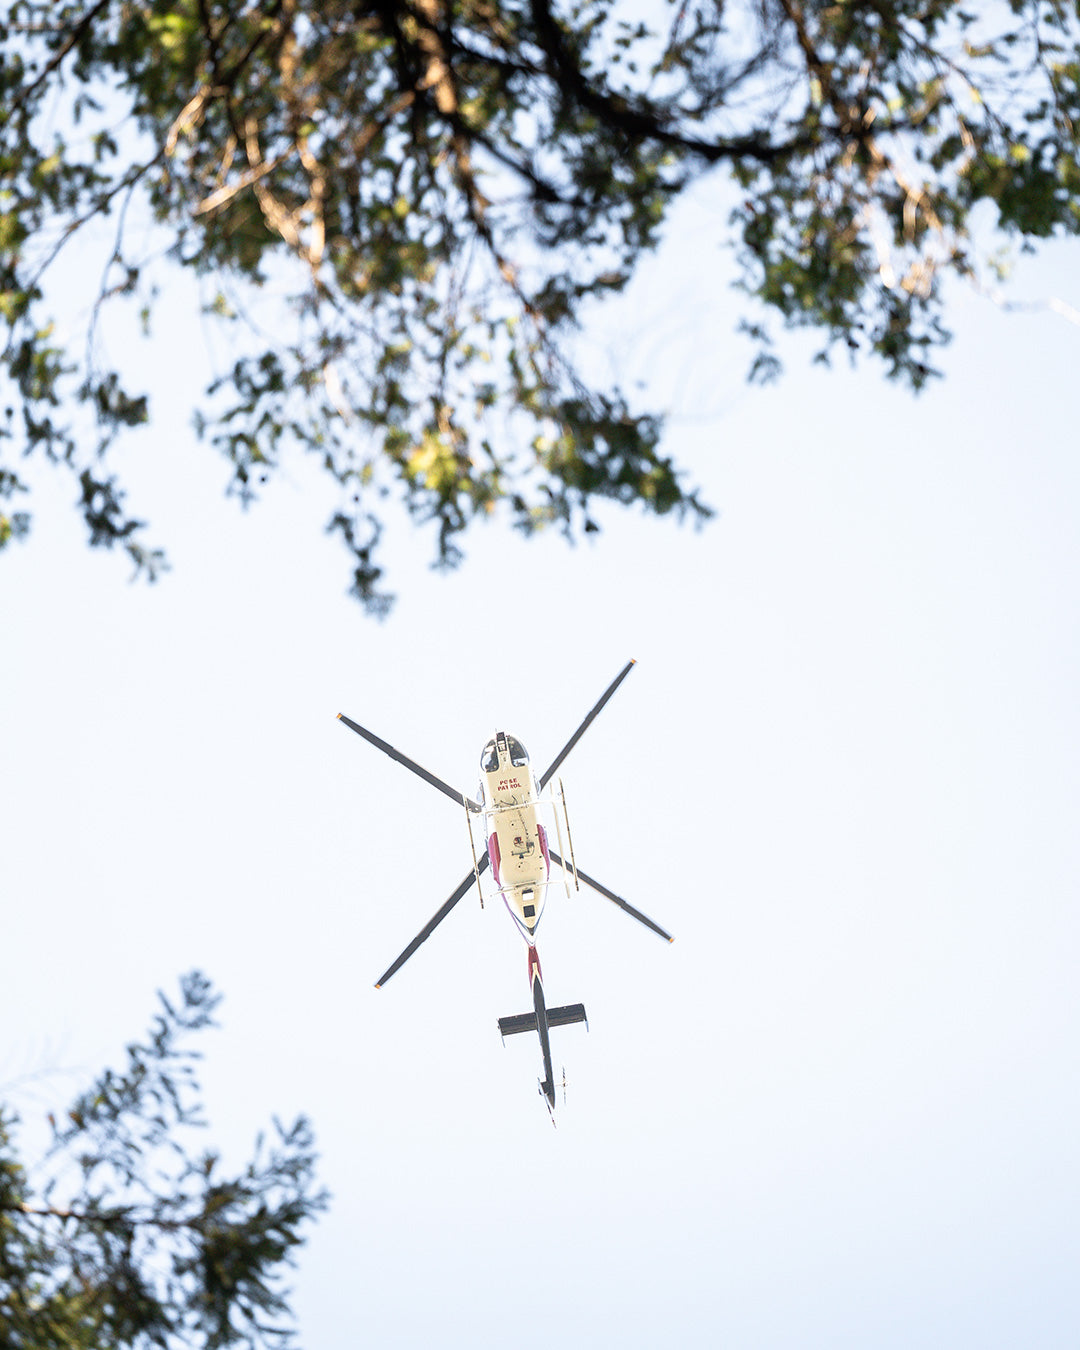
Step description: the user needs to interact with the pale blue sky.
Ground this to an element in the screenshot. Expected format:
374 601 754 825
2 171 1079 1348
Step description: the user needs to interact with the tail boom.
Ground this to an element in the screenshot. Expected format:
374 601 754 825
497 948 587 1110
531 949 555 1107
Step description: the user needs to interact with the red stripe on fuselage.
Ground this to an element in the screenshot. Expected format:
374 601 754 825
528 945 543 986
537 822 550 876
487 832 501 885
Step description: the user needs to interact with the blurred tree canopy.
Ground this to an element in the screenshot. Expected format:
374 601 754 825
0 972 327 1349
2 0 1079 608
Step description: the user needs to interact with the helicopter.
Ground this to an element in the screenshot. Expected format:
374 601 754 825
337 659 673 1115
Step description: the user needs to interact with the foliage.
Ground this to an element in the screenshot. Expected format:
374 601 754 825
2 0 1079 606
0 972 328 1349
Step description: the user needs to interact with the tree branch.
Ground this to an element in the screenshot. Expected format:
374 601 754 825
7 0 112 114
527 0 801 164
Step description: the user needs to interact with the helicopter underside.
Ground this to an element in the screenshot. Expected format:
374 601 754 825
487 807 550 940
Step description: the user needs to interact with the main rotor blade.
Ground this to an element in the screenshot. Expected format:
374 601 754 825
539 659 637 790
338 713 480 812
549 848 673 943
375 853 490 988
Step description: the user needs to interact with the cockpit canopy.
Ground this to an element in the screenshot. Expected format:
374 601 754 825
480 733 530 773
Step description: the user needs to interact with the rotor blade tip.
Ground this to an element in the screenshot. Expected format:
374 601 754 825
374 982 382 989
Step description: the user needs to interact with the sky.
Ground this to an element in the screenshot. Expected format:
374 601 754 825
2 169 1080 1348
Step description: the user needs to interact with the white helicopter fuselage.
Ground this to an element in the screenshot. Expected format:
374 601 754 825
479 732 550 943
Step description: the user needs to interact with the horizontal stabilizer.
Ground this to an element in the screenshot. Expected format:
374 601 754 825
498 1003 588 1039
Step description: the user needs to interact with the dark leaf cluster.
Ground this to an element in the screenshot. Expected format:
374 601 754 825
0 972 328 1349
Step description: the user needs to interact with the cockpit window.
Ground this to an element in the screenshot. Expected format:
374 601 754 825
481 739 499 773
507 736 529 767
